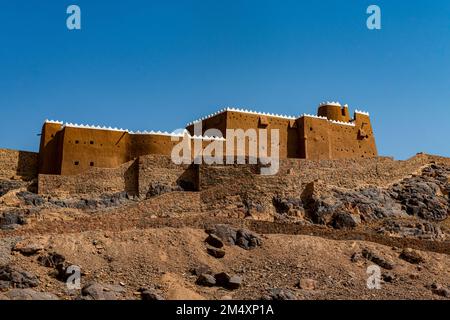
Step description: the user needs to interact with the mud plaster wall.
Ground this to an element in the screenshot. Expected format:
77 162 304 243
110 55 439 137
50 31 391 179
39 123 222 176
298 113 377 160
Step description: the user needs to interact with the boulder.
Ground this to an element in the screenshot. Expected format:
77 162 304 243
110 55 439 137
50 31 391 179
0 265 39 289
361 248 395 270
196 274 216 287
430 283 450 298
206 247 225 259
0 180 26 197
38 252 66 268
206 225 237 246
399 248 425 264
235 229 262 250
140 288 165 300
13 240 44 256
81 282 126 300
262 288 296 300
0 209 28 230
16 191 44 207
205 234 224 248
190 265 212 276
2 288 59 300
213 272 241 290
214 272 231 287
227 276 242 290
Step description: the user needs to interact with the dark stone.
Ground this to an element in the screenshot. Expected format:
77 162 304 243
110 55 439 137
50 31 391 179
361 248 395 270
2 288 59 300
272 196 303 214
205 234 224 248
389 164 450 221
0 265 39 289
81 282 125 300
382 272 396 283
140 288 164 300
190 265 212 276
214 272 231 287
38 252 66 268
262 288 296 300
432 286 450 298
16 191 44 206
399 248 425 264
207 247 225 259
332 212 358 229
226 276 242 290
146 183 182 198
206 225 262 250
235 229 262 250
196 274 216 287
350 252 363 263
0 209 28 229
206 225 237 245
0 180 25 197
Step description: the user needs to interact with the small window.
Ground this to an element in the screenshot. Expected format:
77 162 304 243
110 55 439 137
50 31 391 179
90 162 94 166
90 141 94 145
75 140 79 144
74 161 79 166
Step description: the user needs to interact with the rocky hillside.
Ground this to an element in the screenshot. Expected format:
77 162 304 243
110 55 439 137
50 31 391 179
0 154 449 300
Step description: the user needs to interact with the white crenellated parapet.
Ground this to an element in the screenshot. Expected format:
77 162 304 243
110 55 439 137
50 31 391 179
300 113 328 120
319 101 342 107
328 119 356 127
45 119 64 125
54 120 226 140
186 107 298 126
63 122 127 132
355 109 370 116
299 114 356 127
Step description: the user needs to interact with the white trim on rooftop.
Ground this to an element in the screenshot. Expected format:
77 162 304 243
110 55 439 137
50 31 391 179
355 109 370 116
319 101 342 107
186 107 298 126
50 121 225 140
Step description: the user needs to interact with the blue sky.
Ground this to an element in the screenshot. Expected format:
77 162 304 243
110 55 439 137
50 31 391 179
0 0 449 159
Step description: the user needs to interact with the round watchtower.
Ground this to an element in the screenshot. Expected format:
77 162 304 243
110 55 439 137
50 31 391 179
317 102 350 122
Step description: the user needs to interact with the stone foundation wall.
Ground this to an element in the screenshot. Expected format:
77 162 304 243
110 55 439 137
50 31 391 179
137 154 198 197
38 160 138 197
0 149 38 181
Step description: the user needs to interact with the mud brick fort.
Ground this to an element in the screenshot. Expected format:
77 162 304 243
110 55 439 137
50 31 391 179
0 101 386 198
38 102 377 176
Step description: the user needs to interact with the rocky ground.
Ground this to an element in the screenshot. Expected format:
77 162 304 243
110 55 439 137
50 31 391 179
0 158 449 300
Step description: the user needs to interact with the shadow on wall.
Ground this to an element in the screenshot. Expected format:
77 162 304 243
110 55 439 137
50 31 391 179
176 164 199 191
17 151 38 181
124 160 139 196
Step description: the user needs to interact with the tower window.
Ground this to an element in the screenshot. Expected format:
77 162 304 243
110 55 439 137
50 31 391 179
90 162 94 166
74 161 79 166
75 140 79 144
90 141 94 145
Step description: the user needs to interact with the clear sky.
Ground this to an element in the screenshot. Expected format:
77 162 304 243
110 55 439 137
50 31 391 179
0 1 449 159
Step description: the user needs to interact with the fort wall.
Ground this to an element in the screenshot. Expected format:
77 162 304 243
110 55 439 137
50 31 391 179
0 149 38 181
38 103 378 177
38 160 137 197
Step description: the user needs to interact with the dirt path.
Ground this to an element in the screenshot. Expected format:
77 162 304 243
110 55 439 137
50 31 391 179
2 212 449 255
